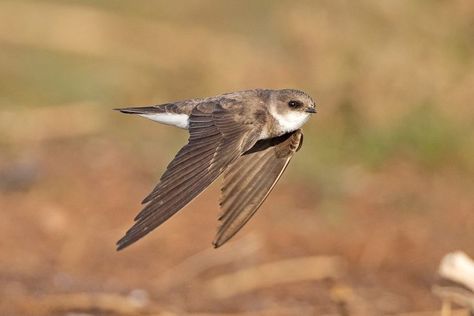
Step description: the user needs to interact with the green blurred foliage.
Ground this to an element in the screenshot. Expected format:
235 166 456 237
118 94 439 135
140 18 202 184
1 0 473 177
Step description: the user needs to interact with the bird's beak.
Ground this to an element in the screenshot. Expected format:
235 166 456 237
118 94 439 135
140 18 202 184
305 108 317 113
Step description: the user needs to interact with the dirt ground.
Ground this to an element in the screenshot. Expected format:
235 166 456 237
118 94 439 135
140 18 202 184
0 124 473 315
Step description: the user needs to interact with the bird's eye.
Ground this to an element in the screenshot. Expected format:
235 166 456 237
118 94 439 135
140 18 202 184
288 100 303 108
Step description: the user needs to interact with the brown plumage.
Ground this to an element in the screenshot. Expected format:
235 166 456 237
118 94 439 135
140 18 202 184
215 130 303 247
116 89 316 250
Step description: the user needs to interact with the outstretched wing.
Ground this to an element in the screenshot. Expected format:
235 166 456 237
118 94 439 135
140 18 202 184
117 103 260 250
214 129 304 248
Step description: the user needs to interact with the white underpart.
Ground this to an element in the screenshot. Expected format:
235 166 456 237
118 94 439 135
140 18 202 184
269 107 310 134
139 113 189 129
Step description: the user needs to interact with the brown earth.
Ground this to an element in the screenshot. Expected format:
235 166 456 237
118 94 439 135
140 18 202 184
1 129 473 315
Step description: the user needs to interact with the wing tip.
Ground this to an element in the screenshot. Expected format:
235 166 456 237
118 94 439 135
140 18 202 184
212 232 231 249
141 195 153 204
115 232 139 251
212 239 222 249
115 238 128 251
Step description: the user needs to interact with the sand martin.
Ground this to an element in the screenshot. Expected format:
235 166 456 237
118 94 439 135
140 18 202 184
116 89 317 250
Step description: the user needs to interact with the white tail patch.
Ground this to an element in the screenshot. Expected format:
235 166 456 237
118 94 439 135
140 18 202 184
139 113 189 129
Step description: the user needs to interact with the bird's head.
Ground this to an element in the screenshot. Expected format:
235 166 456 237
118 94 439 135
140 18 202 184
269 89 317 133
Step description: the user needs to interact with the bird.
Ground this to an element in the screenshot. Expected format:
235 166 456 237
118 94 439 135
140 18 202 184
115 89 317 250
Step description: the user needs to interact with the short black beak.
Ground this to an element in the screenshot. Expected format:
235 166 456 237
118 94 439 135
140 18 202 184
305 108 317 113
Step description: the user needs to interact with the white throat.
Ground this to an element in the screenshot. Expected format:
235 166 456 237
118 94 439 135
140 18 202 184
269 107 310 134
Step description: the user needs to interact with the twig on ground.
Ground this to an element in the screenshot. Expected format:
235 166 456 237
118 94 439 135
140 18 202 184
13 291 173 316
394 309 470 316
204 255 344 299
155 233 262 291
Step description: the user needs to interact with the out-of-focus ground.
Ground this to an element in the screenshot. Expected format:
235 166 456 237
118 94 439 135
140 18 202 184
1 1 473 315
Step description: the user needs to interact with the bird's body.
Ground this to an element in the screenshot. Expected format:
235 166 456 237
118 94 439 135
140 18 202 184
116 89 317 250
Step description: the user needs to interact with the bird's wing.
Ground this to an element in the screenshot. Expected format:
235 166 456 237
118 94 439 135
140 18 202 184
214 129 304 248
116 102 261 250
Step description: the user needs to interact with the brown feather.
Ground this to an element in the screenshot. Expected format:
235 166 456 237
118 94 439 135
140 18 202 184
214 130 303 248
116 103 260 250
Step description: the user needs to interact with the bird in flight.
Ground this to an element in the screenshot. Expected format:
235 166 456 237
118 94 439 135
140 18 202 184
116 89 317 250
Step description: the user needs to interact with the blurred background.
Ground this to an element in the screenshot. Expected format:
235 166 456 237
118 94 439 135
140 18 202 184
1 1 473 315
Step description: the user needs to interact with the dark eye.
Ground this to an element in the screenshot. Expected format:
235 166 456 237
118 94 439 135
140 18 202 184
288 100 303 108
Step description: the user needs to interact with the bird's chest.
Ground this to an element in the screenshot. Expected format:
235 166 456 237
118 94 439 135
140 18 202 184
263 111 309 138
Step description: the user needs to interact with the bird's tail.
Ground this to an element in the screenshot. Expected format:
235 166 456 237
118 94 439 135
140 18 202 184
114 106 166 115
